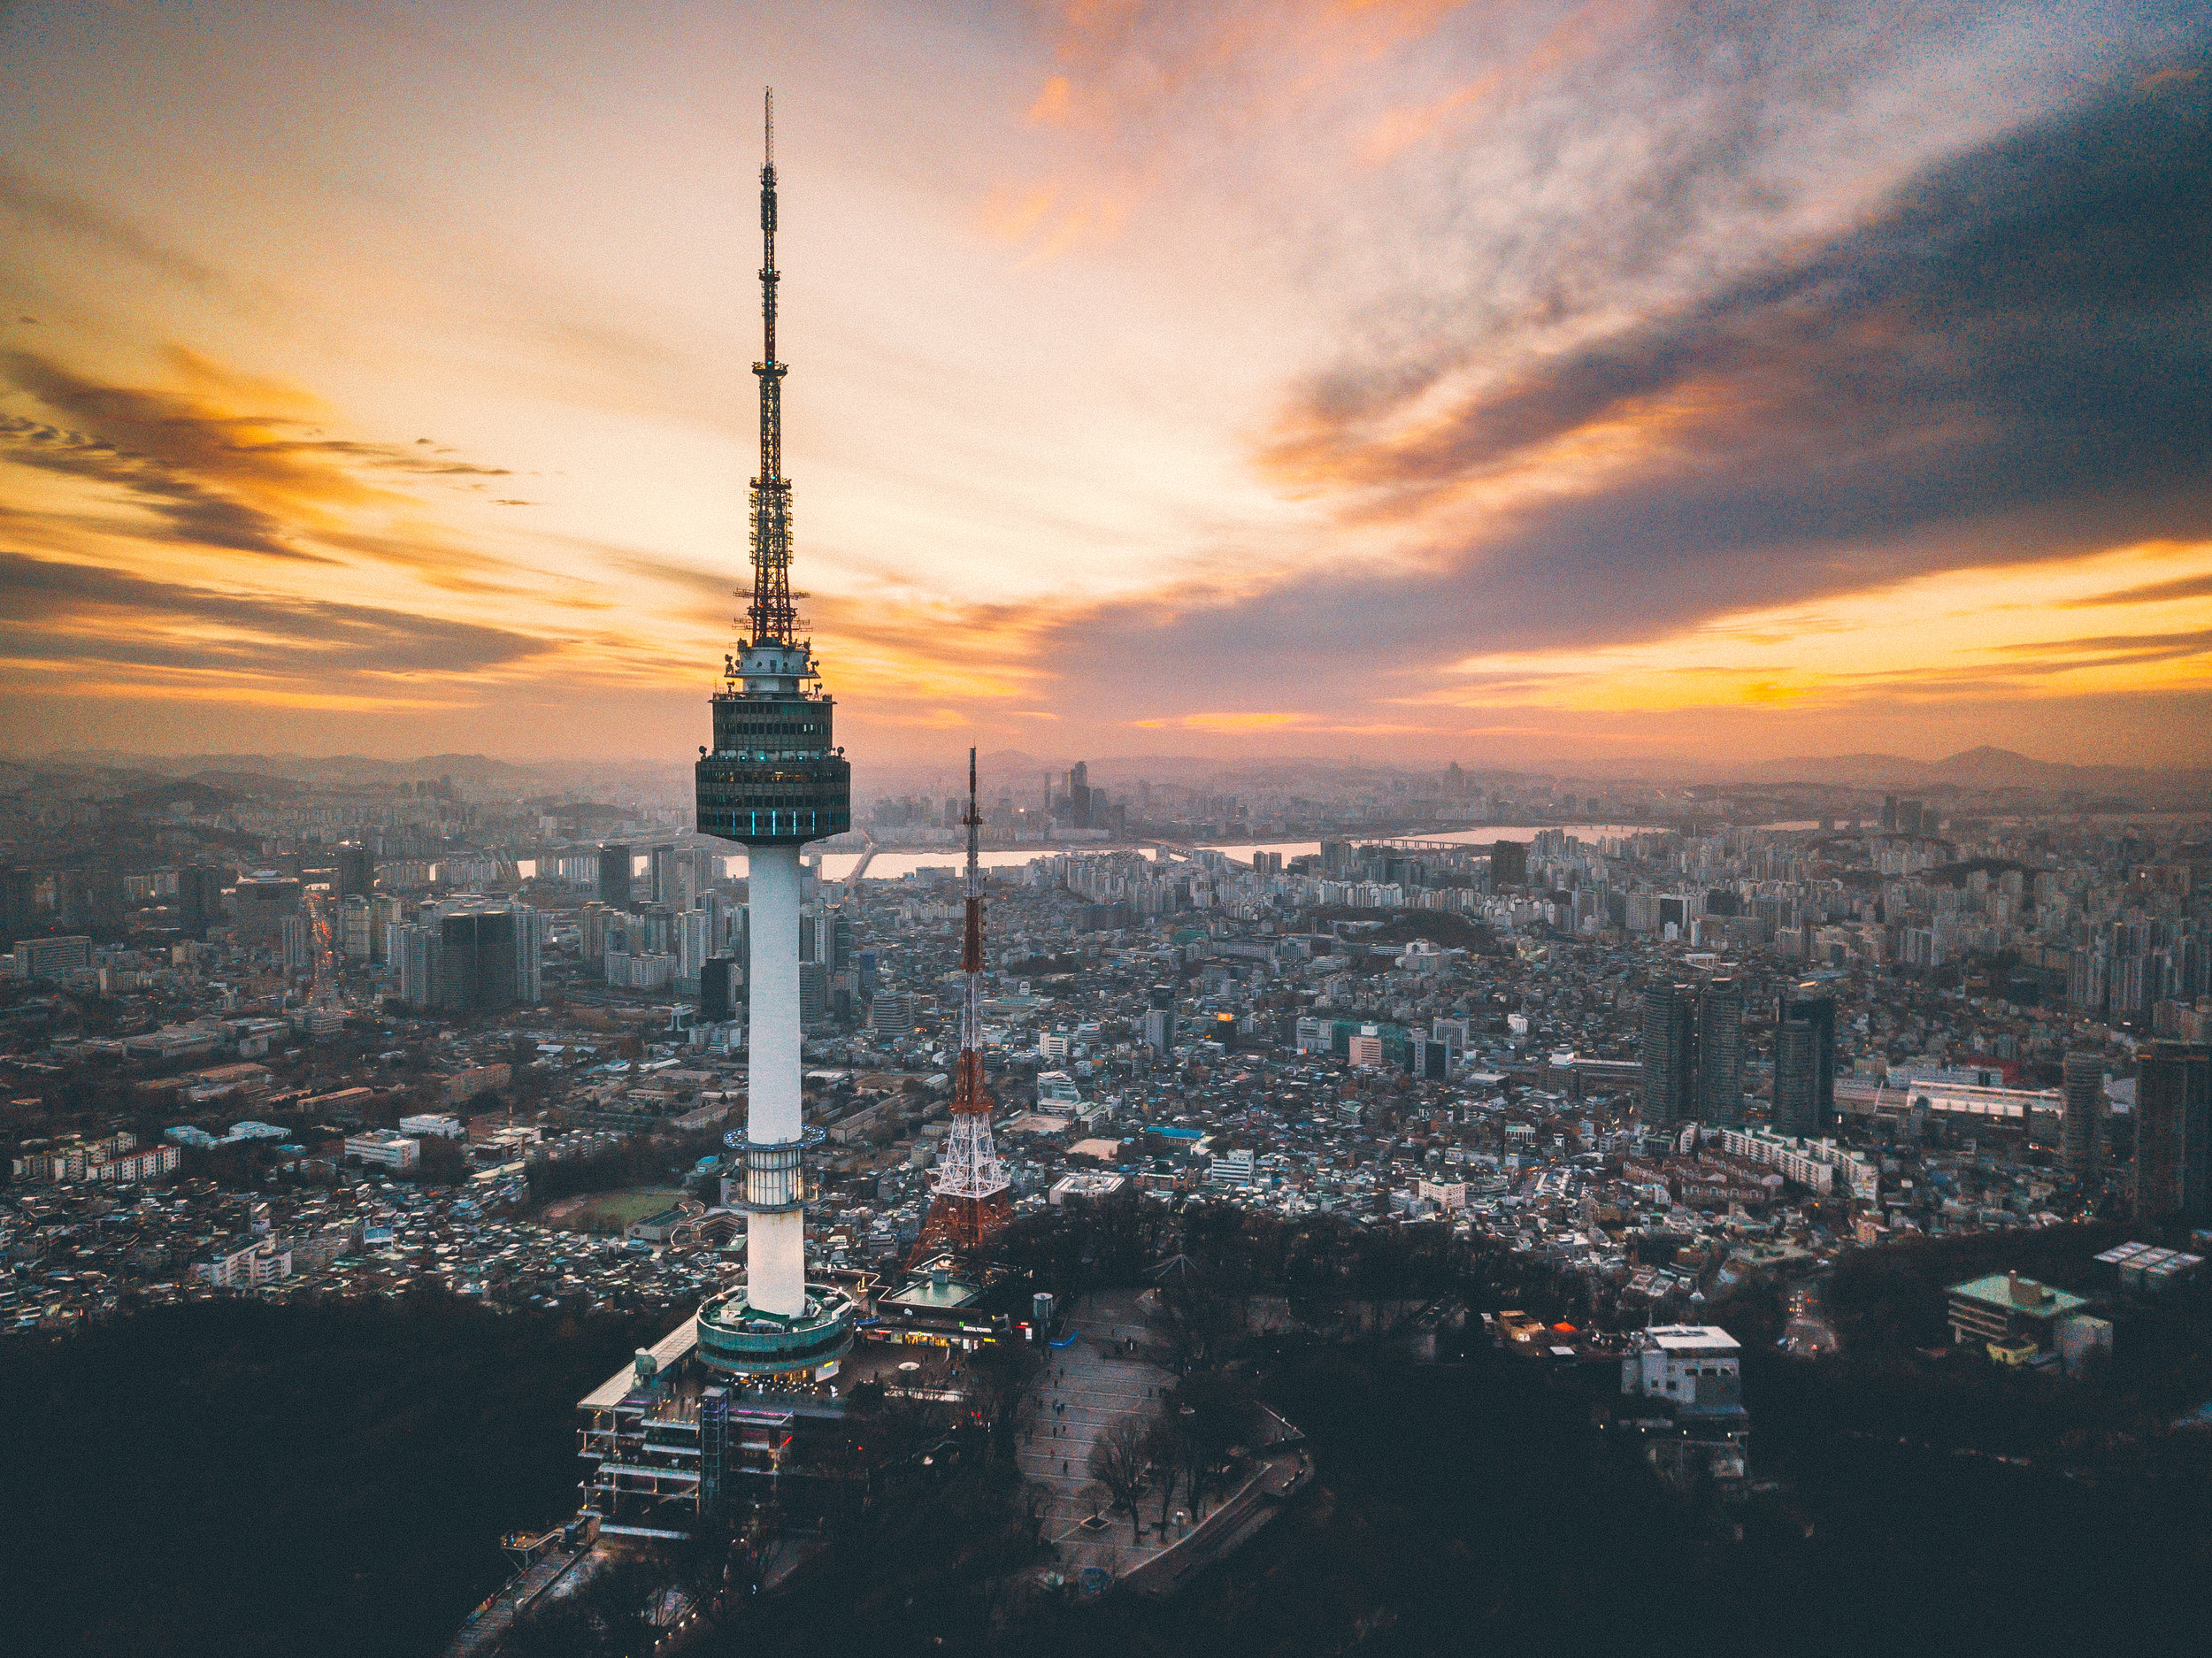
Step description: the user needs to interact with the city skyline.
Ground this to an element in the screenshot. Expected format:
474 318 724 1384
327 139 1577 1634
4 1 2208 768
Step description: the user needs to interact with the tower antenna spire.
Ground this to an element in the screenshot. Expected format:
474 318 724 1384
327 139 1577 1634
910 745 1012 1264
747 84 795 647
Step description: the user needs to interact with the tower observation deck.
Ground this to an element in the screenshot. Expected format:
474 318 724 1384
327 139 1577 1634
694 89 852 1384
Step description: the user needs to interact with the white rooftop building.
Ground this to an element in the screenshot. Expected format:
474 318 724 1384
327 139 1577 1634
1621 1324 1741 1405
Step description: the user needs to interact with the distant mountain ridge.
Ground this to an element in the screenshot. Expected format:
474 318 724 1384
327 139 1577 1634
1722 746 2209 791
51 751 549 787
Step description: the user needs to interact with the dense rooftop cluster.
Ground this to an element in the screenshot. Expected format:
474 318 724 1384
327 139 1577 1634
2 756 2205 1343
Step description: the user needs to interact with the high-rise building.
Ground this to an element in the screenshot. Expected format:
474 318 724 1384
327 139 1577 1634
0 866 36 949
177 864 224 940
1772 1019 1821 1138
1778 985 1836 1131
230 873 302 946
700 956 738 1023
396 923 442 1010
646 844 673 907
339 895 372 960
12 935 91 980
1491 841 1529 888
1641 979 1696 1129
61 867 126 931
1696 978 1744 1126
512 905 546 1005
690 94 855 1386
279 913 312 975
596 843 632 909
1432 1016 1471 1060
679 908 715 983
2134 1042 2211 1218
580 901 618 965
2062 1049 2104 1180
438 909 518 1016
1409 1032 1452 1081
368 894 403 962
336 843 374 900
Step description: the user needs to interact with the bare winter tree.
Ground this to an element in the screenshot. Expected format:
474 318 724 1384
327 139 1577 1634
1087 1412 1151 1542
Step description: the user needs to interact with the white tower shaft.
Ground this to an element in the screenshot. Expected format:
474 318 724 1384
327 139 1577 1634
744 843 806 1316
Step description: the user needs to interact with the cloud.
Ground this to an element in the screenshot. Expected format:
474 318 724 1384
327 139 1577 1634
1984 625 2212 668
1034 52 2212 718
2059 570 2212 608
0 162 222 288
0 551 556 686
0 350 526 582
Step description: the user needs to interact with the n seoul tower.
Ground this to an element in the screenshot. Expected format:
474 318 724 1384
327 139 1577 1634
693 90 855 1384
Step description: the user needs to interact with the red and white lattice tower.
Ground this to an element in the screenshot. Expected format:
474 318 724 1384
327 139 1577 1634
909 748 1012 1261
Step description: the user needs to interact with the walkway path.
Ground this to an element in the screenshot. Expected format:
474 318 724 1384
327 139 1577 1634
443 1540 595 1658
1013 1288 1176 1584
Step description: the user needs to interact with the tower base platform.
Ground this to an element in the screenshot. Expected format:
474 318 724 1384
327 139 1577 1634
695 1283 856 1382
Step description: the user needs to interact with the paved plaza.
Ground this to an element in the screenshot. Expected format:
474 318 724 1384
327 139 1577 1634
1014 1287 1179 1582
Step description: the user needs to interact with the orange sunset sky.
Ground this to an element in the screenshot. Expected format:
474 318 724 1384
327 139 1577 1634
3 1 2208 770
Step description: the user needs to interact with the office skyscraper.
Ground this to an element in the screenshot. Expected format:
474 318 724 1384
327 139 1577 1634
512 906 546 1005
438 909 518 1016
396 923 442 1011
339 895 372 960
0 866 35 949
230 873 302 947
2134 1042 2210 1218
1778 984 1836 1131
648 844 678 908
1491 841 1529 888
178 864 224 941
1773 1018 1822 1139
1696 977 1744 1126
597 843 632 908
699 956 738 1023
2062 1049 2104 1179
1641 979 1696 1129
336 843 374 900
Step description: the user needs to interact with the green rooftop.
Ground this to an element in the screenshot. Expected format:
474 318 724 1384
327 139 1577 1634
881 1274 981 1310
1948 1274 2089 1321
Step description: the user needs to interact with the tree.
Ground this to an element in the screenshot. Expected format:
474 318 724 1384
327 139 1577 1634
1142 1410 1181 1529
413 1133 469 1186
1087 1411 1151 1541
1166 1369 1256 1518
1156 1270 1247 1377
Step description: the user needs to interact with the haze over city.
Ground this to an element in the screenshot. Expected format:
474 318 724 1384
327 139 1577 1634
4 1 2208 769
6 10 2212 1658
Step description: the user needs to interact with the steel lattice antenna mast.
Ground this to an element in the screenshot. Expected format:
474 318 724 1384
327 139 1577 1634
957 746 987 1081
747 86 797 648
910 747 1011 1262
